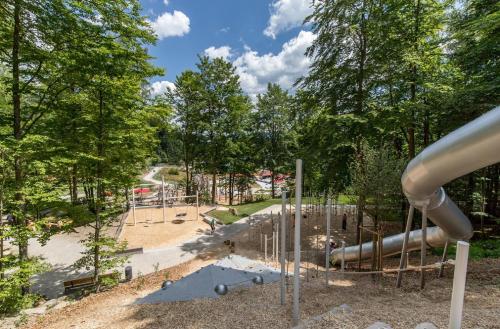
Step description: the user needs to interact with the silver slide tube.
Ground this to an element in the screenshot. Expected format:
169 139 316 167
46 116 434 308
332 106 500 263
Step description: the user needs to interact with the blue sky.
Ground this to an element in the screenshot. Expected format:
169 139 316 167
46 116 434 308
141 0 315 98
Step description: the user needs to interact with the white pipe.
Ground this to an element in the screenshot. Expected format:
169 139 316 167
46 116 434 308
293 159 302 326
449 241 469 329
280 193 286 305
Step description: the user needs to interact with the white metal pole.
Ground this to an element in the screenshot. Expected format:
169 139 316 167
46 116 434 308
293 159 302 326
132 188 136 226
449 241 470 329
325 197 331 288
280 191 286 305
162 176 166 224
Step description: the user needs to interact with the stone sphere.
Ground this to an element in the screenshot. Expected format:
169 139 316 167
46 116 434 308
252 275 264 285
214 284 228 295
161 280 173 290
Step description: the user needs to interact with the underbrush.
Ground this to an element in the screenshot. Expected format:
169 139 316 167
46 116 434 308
432 239 500 259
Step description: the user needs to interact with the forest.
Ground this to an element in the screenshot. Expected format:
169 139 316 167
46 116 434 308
0 0 498 317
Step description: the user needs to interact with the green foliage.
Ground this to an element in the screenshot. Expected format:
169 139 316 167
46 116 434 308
350 141 404 223
0 256 48 315
433 239 500 260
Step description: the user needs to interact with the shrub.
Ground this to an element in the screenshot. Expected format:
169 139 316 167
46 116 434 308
167 168 179 175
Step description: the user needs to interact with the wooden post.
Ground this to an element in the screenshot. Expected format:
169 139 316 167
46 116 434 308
162 176 166 224
280 192 286 305
292 159 302 326
358 225 363 271
264 234 268 262
420 204 428 289
196 191 199 221
396 205 415 288
439 240 449 278
325 197 331 288
132 188 136 226
341 240 346 278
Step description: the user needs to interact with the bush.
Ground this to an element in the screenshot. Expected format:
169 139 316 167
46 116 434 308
432 239 500 260
167 167 179 175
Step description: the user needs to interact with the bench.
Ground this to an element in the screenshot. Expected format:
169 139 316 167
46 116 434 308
63 273 118 294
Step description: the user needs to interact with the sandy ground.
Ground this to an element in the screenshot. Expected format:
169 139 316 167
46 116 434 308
20 253 500 329
120 206 213 249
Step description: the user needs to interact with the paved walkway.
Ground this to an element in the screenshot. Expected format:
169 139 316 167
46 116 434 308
142 165 164 185
30 204 282 299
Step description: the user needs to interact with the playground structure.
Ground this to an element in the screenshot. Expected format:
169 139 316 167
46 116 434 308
228 107 500 327
130 176 200 225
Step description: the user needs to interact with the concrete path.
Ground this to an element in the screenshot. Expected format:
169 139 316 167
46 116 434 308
30 204 282 299
142 165 164 185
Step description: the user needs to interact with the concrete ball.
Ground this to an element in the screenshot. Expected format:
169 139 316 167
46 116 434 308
252 275 264 285
161 280 173 290
214 284 228 295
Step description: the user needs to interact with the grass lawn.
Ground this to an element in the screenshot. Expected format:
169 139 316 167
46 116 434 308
153 166 187 184
208 194 354 225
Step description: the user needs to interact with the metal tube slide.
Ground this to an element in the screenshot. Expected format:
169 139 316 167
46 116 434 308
332 106 500 264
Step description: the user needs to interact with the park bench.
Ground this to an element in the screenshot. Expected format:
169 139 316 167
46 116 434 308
63 273 118 294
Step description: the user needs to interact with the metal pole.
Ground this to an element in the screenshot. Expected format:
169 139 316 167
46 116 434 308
162 176 166 224
292 159 302 326
396 205 415 288
325 197 331 288
132 188 136 226
439 240 449 278
420 204 428 289
448 241 469 329
280 191 286 305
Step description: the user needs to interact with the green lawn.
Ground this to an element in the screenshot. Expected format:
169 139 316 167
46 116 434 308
208 194 354 225
153 166 187 184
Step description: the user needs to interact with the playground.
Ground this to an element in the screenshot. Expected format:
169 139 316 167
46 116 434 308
119 205 213 250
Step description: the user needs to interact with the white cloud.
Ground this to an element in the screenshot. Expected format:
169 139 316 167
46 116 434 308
204 46 232 60
264 0 313 39
163 0 169 5
233 30 316 99
150 80 176 96
150 10 190 40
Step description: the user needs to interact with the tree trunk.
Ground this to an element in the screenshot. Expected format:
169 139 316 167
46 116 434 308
71 164 78 204
211 172 216 204
184 161 190 196
408 0 421 160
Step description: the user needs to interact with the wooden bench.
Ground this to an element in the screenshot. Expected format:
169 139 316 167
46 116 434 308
63 273 118 294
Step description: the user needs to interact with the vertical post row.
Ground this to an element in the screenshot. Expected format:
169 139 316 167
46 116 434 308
280 191 286 305
292 159 302 326
325 197 331 288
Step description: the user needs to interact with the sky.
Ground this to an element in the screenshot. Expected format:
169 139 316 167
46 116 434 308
141 0 316 99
